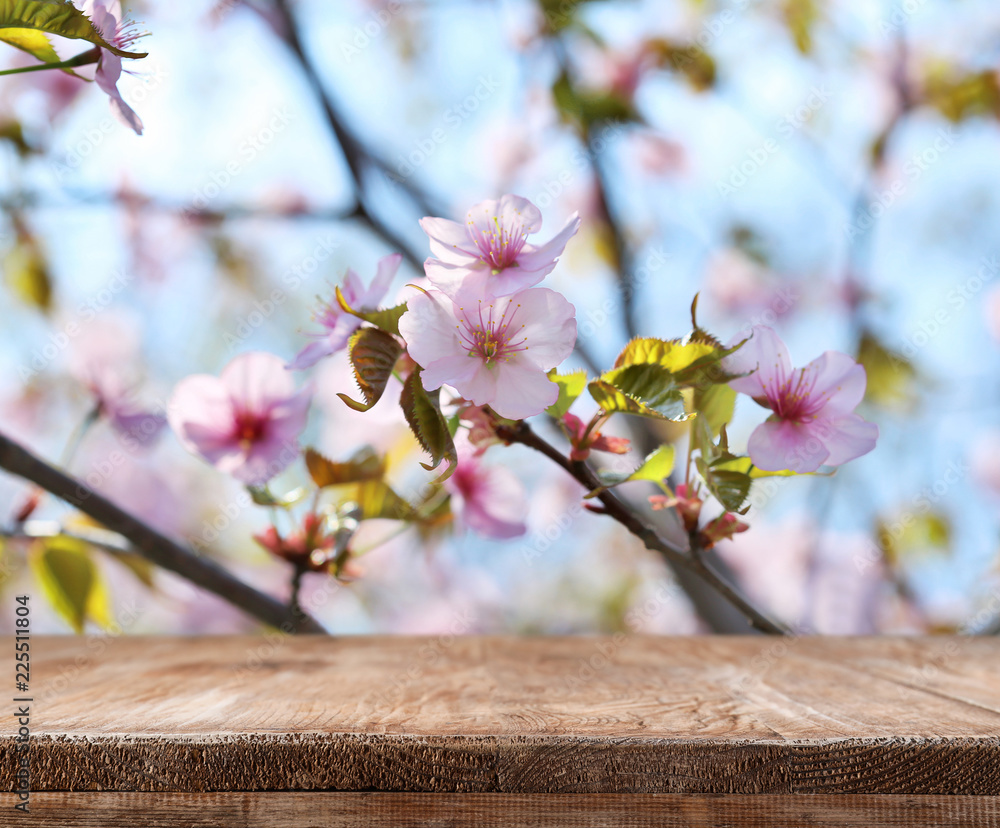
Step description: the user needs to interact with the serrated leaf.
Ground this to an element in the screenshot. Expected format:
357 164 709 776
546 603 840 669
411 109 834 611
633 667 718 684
337 327 402 412
589 378 675 421
29 536 108 633
546 369 588 418
696 459 752 514
590 444 675 496
335 286 407 336
598 363 689 420
354 479 415 521
305 446 385 487
0 1 148 58
0 27 59 63
614 333 744 388
400 371 456 477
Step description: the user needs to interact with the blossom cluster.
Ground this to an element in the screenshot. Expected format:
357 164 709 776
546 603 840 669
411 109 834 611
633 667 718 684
157 192 877 589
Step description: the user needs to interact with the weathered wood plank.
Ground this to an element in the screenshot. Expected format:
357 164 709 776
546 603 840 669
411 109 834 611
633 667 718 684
6 793 1000 827
1 636 998 794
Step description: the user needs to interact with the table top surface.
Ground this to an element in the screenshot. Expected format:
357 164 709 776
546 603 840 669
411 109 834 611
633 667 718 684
4 635 999 794
21 635 1000 741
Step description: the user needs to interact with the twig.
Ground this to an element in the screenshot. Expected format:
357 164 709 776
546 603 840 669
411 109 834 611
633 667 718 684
269 0 439 272
497 420 790 635
0 431 327 634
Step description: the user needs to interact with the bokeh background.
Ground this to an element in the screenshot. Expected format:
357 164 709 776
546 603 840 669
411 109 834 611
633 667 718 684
2 0 1000 636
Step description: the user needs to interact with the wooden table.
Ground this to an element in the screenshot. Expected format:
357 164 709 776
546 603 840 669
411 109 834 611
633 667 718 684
2 636 998 825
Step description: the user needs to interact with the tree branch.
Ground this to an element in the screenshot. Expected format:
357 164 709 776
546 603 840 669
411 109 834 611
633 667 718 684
0 432 327 635
497 420 790 635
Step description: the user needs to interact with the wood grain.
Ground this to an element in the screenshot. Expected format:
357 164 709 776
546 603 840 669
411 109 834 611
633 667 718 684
5 793 998 827
1 636 998 794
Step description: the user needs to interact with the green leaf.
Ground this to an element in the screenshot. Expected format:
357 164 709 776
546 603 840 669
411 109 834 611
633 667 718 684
0 1 148 58
4 231 52 312
711 455 802 480
337 327 402 412
103 549 156 589
647 38 716 91
246 485 308 508
546 369 588 418
399 370 457 477
696 459 752 514
354 479 415 521
614 332 745 388
783 0 820 54
29 537 108 633
0 27 59 63
336 286 407 337
597 363 690 421
856 331 919 412
693 383 736 438
590 444 675 496
304 446 385 488
877 511 951 566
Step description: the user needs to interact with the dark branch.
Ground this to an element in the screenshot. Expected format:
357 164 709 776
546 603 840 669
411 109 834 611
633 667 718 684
497 420 790 635
0 432 327 635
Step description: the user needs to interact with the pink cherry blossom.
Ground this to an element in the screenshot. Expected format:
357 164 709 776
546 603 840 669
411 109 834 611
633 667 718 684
724 326 878 473
289 253 402 370
78 1 146 135
68 316 165 446
446 438 527 539
420 194 580 301
398 287 576 420
168 352 311 486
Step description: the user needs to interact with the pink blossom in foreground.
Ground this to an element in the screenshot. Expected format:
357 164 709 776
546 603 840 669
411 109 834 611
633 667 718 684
398 287 576 420
77 1 146 135
724 326 878 473
289 253 402 370
446 438 527 539
420 194 580 300
168 352 311 486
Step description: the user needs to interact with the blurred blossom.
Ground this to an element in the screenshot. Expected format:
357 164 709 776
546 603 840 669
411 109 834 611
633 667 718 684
420 194 580 300
446 434 528 540
725 326 878 472
168 351 311 486
704 248 775 315
67 314 165 445
970 430 1000 495
984 285 1000 343
399 287 577 419
631 130 687 176
720 520 884 633
288 253 402 370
